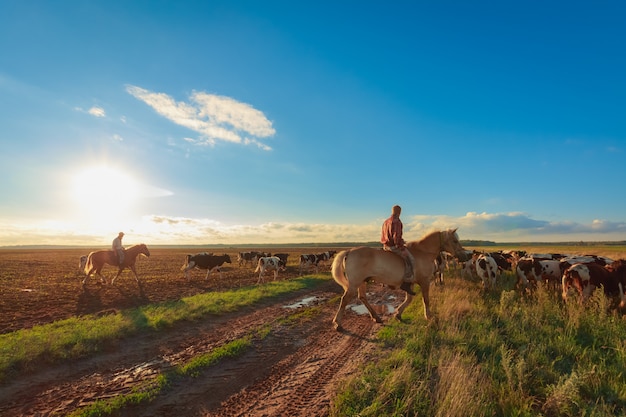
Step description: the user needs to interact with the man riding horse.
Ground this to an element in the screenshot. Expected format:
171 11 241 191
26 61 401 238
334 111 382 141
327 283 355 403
381 205 416 295
112 232 125 266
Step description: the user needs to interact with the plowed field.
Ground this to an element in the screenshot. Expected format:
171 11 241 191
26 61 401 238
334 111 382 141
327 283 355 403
0 247 407 416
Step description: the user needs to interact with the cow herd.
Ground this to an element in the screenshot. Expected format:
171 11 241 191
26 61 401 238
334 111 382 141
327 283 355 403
178 250 338 284
455 250 626 307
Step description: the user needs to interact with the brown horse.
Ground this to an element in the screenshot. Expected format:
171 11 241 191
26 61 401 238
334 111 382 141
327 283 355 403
330 229 467 331
83 244 151 285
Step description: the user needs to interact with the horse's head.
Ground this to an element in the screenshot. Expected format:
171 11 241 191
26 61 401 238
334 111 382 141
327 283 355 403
440 228 468 261
139 244 151 257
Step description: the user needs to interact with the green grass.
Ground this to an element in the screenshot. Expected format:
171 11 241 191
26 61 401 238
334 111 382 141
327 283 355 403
0 276 328 382
66 294 328 417
331 270 626 417
66 335 253 417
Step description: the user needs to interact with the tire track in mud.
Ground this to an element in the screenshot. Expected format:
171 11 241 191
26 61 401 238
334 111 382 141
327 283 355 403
215 316 376 417
136 297 380 417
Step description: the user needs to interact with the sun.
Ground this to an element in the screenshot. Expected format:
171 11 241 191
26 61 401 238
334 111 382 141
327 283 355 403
69 165 141 226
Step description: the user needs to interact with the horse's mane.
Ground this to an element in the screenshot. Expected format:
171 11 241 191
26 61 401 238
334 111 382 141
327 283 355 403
406 230 441 250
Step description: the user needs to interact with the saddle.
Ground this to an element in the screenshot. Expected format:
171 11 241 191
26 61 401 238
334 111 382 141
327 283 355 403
382 247 413 281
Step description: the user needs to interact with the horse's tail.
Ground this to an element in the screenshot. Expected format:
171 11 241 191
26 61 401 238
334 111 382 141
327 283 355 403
84 252 94 275
331 250 350 291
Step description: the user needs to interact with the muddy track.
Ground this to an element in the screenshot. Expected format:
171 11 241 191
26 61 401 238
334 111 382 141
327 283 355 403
0 279 400 417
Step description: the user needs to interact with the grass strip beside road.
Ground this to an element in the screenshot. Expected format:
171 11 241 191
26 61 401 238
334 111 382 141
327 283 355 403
0 276 328 382
68 298 326 417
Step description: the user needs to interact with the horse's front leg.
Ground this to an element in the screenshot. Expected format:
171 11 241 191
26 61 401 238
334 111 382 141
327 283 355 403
333 287 356 331
394 282 432 321
357 282 382 324
110 268 124 284
420 283 432 320
130 266 141 284
394 292 413 322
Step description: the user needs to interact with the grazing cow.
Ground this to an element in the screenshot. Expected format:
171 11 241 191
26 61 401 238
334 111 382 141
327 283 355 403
273 253 290 266
299 253 324 275
488 251 514 271
317 250 337 266
237 251 261 267
562 261 626 307
476 253 499 289
433 252 456 285
79 255 88 272
461 257 478 280
181 253 231 280
255 256 285 283
536 259 566 289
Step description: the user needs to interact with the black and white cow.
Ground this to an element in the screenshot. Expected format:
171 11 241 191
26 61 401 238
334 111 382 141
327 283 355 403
237 251 259 267
299 253 323 275
476 253 499 289
181 253 231 280
255 256 285 283
273 253 290 266
317 250 337 265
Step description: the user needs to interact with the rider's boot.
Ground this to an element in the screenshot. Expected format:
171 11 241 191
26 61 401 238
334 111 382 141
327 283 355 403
400 281 416 295
400 260 416 295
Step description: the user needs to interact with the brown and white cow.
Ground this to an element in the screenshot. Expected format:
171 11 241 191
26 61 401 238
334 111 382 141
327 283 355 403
562 260 626 307
255 256 285 283
181 253 231 280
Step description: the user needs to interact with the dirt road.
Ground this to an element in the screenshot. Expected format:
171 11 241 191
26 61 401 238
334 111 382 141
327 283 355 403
0 248 402 416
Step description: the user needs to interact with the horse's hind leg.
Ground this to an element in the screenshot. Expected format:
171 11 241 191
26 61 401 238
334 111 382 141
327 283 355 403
333 287 357 331
357 283 382 324
110 269 123 285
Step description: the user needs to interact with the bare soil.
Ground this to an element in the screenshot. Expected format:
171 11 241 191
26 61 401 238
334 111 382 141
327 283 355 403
0 247 405 416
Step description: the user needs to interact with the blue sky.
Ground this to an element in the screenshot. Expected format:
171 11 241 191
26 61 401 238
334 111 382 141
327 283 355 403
1 1 625 246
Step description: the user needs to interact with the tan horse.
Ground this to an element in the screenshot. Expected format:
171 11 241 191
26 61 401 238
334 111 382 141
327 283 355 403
83 243 151 285
330 229 467 331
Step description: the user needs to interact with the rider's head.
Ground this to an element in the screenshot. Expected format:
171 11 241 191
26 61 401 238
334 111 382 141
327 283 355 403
391 205 401 217
118 232 124 238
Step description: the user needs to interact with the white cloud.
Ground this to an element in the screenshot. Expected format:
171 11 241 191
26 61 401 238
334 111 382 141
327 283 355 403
88 106 106 117
406 212 626 242
126 85 275 150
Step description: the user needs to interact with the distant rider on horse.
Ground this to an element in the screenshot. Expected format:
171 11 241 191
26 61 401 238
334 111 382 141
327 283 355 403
112 232 125 266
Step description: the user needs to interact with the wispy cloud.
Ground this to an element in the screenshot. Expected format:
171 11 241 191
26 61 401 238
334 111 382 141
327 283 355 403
74 105 106 117
126 85 276 150
406 212 626 242
88 106 106 117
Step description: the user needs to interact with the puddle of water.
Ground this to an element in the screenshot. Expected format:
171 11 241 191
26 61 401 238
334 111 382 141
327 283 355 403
349 303 395 315
283 296 324 309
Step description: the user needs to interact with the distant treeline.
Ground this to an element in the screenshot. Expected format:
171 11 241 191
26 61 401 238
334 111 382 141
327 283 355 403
462 240 626 247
